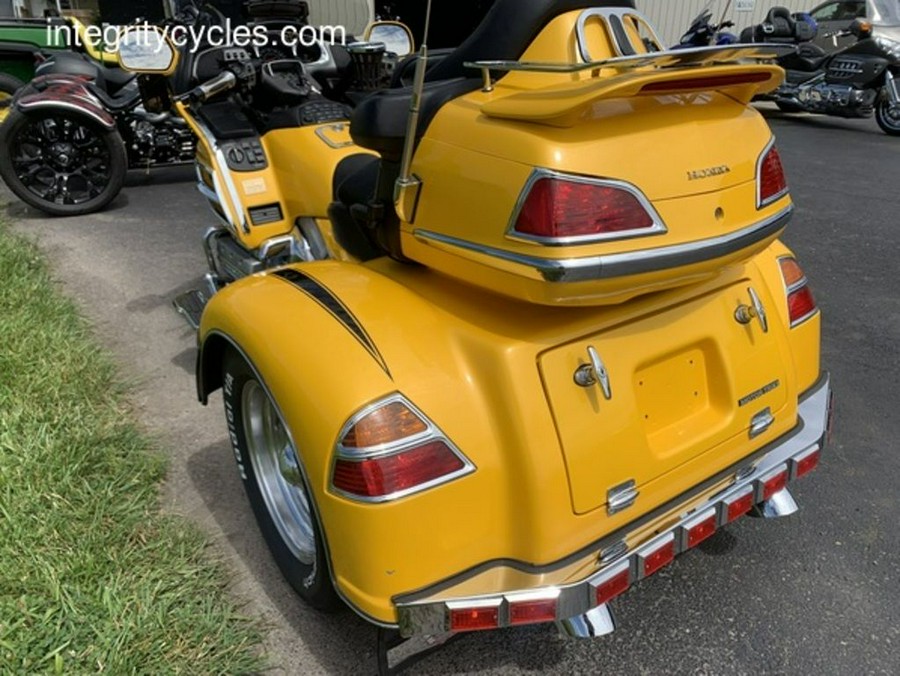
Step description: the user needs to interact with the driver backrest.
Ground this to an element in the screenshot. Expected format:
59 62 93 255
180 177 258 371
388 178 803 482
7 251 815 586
425 0 637 82
759 6 797 41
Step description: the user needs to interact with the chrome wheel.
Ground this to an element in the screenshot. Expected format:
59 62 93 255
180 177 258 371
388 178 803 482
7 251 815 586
242 380 316 565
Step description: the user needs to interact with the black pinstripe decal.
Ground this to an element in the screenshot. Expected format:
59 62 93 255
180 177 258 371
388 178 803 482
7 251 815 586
274 269 391 378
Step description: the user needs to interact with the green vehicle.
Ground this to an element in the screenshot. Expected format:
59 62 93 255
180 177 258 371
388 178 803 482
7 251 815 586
0 17 69 121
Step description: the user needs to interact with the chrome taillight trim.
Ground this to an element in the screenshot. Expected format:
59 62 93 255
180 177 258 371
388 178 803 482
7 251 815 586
505 169 668 247
777 256 820 328
330 393 476 504
395 375 831 638
756 137 791 209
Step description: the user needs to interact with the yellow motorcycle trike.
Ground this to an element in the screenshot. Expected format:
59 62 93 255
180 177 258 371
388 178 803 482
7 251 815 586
120 1 831 671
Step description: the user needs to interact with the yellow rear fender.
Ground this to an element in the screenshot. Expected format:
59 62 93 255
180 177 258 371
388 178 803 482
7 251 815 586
196 261 574 623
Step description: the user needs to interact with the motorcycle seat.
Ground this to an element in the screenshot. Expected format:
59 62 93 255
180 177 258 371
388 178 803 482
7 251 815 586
40 51 136 96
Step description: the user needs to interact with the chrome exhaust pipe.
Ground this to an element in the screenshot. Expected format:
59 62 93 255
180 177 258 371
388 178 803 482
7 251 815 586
556 604 616 639
750 487 799 519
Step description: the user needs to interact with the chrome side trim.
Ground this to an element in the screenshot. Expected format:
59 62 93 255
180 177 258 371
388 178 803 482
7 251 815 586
414 205 792 284
505 169 668 247
556 604 616 639
395 375 830 638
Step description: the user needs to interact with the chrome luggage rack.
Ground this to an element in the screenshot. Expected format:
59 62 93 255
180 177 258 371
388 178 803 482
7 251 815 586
464 44 798 92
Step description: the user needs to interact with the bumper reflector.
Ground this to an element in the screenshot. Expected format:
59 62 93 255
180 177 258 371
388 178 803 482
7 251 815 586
761 466 789 502
687 513 717 548
793 447 821 480
639 535 675 578
509 598 558 626
722 486 756 524
593 562 631 606
448 602 501 632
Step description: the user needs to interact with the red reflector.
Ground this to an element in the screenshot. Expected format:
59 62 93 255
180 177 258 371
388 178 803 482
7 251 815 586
641 72 771 93
595 567 631 606
449 606 500 632
759 146 788 206
687 515 717 548
787 286 817 326
727 492 755 523
795 449 821 479
643 540 675 577
509 599 558 626
514 177 655 241
762 469 788 501
333 441 464 498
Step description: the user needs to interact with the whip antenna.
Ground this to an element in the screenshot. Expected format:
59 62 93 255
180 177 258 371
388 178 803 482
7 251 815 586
394 0 432 219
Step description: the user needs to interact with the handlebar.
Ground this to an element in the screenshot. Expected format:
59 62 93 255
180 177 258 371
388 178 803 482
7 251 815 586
188 70 238 102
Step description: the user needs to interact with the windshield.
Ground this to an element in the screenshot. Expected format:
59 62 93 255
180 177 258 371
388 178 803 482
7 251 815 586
688 0 716 28
870 0 900 25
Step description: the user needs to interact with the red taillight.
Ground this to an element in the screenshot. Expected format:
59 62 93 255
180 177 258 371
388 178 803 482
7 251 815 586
686 514 717 548
758 145 788 208
761 467 789 502
508 598 558 626
779 257 819 327
724 488 755 524
449 604 501 632
594 564 631 606
333 441 465 499
333 396 474 501
793 448 821 479
787 286 817 325
512 175 660 242
641 537 675 578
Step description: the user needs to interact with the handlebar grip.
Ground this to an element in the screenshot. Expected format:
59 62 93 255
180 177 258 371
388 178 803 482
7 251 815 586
191 70 237 102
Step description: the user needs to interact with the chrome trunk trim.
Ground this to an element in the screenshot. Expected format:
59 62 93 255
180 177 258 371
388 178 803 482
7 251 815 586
414 206 792 284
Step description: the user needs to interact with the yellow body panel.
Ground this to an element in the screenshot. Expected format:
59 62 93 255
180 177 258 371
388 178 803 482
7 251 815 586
199 239 820 624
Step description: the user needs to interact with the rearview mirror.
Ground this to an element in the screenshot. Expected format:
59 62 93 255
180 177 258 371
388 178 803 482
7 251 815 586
118 26 177 74
365 22 414 58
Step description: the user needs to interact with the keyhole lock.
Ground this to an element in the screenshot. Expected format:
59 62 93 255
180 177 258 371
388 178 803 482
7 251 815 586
735 287 769 333
574 346 613 400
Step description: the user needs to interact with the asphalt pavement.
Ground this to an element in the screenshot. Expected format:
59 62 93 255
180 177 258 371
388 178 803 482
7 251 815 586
3 107 898 675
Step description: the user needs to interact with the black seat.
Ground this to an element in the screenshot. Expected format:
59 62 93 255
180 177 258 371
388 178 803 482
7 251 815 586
37 51 137 96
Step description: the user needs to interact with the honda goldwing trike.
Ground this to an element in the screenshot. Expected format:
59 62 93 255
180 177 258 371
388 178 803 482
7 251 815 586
120 1 832 672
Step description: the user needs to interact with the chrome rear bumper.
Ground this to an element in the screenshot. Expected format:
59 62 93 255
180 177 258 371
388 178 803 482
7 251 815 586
396 374 832 638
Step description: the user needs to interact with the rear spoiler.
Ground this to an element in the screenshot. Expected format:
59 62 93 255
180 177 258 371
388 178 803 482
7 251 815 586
468 44 795 127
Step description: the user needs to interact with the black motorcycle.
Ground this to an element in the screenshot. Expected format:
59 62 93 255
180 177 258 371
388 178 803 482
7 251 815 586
744 4 900 136
0 6 213 216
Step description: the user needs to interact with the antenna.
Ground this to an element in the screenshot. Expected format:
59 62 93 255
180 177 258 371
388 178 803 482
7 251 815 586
394 0 432 222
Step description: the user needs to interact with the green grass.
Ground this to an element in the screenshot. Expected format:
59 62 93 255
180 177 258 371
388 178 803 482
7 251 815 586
0 222 265 674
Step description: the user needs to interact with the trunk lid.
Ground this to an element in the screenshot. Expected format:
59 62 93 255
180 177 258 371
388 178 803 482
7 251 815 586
539 276 792 515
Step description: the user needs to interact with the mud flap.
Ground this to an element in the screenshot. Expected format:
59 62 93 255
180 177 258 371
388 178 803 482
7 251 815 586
376 628 459 675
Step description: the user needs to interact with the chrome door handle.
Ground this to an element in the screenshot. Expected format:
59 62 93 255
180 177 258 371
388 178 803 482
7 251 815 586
735 287 769 333
574 346 613 400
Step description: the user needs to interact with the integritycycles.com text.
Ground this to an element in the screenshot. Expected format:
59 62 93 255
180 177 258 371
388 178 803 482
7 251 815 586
47 19 348 53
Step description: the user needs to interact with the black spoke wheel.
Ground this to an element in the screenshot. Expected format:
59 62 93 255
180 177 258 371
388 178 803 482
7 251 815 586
0 108 127 216
875 95 900 136
222 348 341 611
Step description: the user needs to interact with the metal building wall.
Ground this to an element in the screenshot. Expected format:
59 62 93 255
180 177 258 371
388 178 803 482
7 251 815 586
306 0 373 36
635 0 812 47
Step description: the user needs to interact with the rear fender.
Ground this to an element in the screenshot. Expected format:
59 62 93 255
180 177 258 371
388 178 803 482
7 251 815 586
196 261 564 624
15 75 115 129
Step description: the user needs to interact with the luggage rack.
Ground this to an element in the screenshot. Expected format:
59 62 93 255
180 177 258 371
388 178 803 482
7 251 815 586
465 44 798 92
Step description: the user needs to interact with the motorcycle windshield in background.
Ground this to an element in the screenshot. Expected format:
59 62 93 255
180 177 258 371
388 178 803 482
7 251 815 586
869 0 900 24
687 0 716 31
